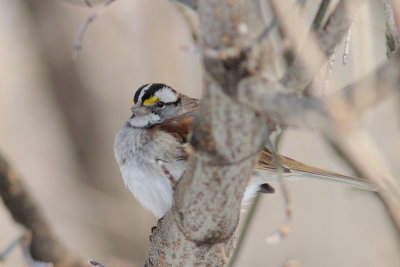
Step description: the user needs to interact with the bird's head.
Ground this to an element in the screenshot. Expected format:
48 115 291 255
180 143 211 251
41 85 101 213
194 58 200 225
128 83 182 128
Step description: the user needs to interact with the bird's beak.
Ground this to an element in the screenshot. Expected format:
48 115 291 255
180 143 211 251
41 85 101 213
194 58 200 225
130 105 148 116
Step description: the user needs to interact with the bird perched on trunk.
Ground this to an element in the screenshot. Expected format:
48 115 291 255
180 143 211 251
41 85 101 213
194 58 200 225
114 83 375 218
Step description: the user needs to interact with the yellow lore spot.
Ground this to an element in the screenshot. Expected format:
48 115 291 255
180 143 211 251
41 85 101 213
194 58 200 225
143 96 159 105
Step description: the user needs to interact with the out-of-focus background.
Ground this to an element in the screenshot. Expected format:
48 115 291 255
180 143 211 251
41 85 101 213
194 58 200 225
0 0 399 266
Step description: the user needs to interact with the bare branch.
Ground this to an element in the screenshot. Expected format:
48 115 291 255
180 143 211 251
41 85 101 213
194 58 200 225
0 152 85 267
330 128 400 229
0 233 24 261
238 78 331 129
312 0 332 30
326 56 400 119
146 0 271 265
74 0 116 55
270 0 327 92
324 133 400 230
238 50 400 131
383 0 400 57
279 0 366 92
390 0 400 31
170 0 198 10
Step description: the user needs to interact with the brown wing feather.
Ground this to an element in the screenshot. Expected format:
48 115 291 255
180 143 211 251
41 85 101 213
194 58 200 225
152 112 195 161
256 148 291 173
155 109 375 190
256 147 376 190
181 95 200 113
155 112 195 144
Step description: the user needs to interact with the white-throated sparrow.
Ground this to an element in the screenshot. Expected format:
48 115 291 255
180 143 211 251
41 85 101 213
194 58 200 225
114 83 375 218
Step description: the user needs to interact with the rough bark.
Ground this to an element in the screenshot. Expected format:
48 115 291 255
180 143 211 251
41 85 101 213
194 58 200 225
146 0 271 265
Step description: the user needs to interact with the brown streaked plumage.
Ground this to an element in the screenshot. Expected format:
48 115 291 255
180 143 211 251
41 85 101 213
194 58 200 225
154 112 194 144
157 111 376 191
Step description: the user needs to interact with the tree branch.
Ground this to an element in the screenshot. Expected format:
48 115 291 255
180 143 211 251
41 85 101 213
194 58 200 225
146 0 271 265
390 0 400 31
170 0 198 10
238 50 400 131
0 152 85 267
312 0 332 30
384 0 400 57
279 0 366 92
329 128 400 230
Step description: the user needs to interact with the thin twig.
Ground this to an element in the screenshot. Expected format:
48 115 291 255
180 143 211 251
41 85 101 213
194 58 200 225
279 0 366 92
58 0 103 6
172 2 199 43
180 19 277 60
0 233 24 261
329 127 400 230
169 0 197 10
226 194 261 267
273 0 328 92
323 49 336 95
264 131 292 245
238 49 400 132
324 134 400 236
227 130 286 267
256 19 278 44
312 0 331 30
342 18 357 65
74 0 116 55
383 0 400 57
389 0 400 31
20 231 54 267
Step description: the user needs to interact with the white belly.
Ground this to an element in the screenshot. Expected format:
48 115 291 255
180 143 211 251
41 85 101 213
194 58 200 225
121 164 269 217
114 124 266 218
121 165 172 218
120 161 186 218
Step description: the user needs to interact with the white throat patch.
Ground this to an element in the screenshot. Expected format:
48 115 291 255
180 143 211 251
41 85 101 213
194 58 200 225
129 113 161 127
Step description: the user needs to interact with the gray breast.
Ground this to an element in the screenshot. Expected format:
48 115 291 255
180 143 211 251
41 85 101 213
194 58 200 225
114 125 151 166
114 123 186 177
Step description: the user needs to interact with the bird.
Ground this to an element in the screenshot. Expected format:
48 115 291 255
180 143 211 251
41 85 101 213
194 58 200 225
114 83 375 218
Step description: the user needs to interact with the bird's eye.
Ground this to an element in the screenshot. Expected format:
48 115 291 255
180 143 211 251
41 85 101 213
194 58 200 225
156 101 165 108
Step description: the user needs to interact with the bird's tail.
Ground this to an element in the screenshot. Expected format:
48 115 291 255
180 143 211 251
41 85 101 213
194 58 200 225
256 148 377 191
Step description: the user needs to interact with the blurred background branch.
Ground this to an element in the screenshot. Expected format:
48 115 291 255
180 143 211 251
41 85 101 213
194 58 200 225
279 0 365 92
170 0 197 10
238 49 400 131
0 151 85 266
384 0 400 56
